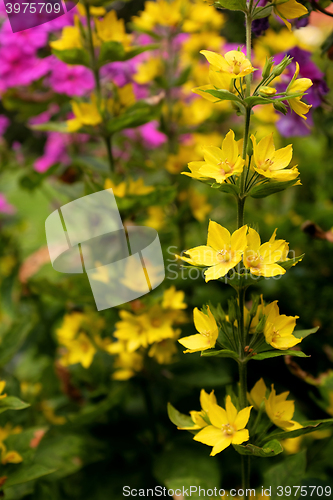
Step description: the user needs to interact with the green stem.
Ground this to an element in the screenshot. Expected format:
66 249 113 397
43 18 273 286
238 360 247 409
104 135 114 173
241 455 251 497
245 8 253 98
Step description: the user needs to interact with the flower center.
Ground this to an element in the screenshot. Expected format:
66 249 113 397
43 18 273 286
247 252 263 268
221 423 236 437
217 248 231 262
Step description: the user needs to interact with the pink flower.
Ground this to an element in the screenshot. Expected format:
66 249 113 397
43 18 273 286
0 20 48 55
48 58 94 97
0 194 15 214
34 132 70 173
0 115 9 135
124 121 167 149
0 48 51 91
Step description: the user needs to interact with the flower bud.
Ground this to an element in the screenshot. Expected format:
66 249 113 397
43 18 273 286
259 86 277 97
273 101 288 115
249 295 260 317
247 139 253 157
255 314 267 334
228 299 237 325
262 57 274 79
271 55 293 77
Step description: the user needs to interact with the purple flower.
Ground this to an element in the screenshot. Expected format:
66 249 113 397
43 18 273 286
34 132 70 173
48 58 94 97
275 47 328 108
0 115 9 135
0 193 15 214
124 121 167 149
277 109 314 137
101 60 138 87
252 17 269 37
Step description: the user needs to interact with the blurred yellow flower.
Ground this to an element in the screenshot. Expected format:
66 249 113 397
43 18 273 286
193 395 252 456
0 381 7 400
251 134 299 182
133 58 163 85
50 18 82 51
178 306 218 353
189 189 212 222
95 10 132 47
162 286 187 310
0 443 23 465
104 177 154 197
112 350 144 380
145 206 166 230
265 385 302 431
67 96 102 132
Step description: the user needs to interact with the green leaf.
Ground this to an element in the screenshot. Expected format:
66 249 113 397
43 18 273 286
30 122 69 133
106 102 158 134
71 155 109 174
233 440 283 457
245 95 274 106
249 178 298 198
215 0 247 11
217 182 240 196
52 48 90 67
98 41 158 66
279 254 304 270
293 326 319 339
252 350 309 361
0 396 30 414
253 5 273 19
3 465 56 489
263 450 306 500
201 349 239 361
167 403 194 429
204 88 243 104
154 446 221 500
0 315 35 368
263 419 333 443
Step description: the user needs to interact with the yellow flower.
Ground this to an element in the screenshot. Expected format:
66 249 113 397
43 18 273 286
148 338 178 364
178 306 218 353
132 0 185 30
162 286 187 310
189 189 212 222
263 301 301 350
286 62 313 119
95 10 132 47
281 436 303 454
243 228 287 277
67 96 102 132
112 350 144 380
77 3 106 17
265 385 302 431
194 130 245 183
0 424 22 443
259 86 276 97
180 221 248 282
179 389 217 430
0 443 23 465
145 206 166 230
104 177 154 198
50 18 82 50
133 58 163 85
251 134 299 182
113 308 176 352
40 401 66 425
104 178 127 198
194 395 252 456
0 381 7 400
201 49 255 79
247 378 267 410
60 333 96 369
107 84 136 115
273 0 308 31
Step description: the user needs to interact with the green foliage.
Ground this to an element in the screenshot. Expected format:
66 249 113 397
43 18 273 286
263 451 307 500
233 440 283 457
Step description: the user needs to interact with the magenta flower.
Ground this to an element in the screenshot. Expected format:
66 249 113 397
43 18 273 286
48 58 94 97
0 194 15 215
124 121 167 149
0 47 51 92
34 132 70 173
0 115 9 135
0 20 48 55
